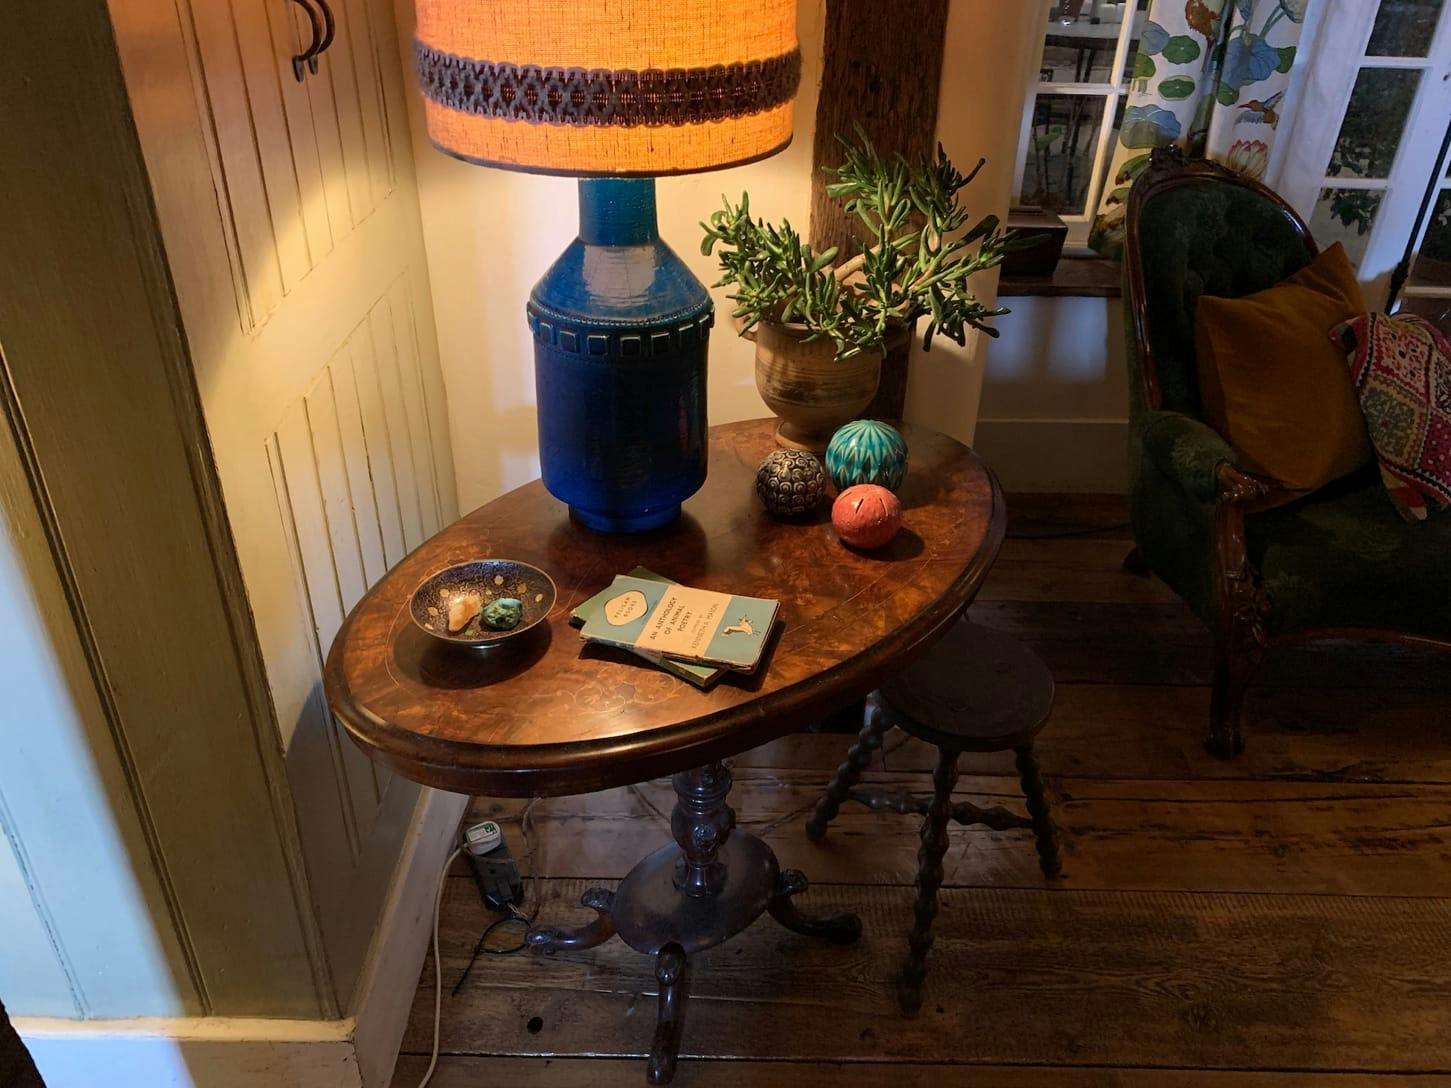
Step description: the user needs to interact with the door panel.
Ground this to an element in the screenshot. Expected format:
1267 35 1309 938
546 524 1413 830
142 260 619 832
180 0 399 331
261 269 450 999
115 0 457 1009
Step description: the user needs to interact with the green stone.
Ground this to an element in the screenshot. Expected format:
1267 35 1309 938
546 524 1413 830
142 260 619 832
482 597 523 630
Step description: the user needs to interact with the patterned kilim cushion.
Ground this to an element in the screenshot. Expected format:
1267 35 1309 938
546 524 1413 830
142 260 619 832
1334 312 1451 522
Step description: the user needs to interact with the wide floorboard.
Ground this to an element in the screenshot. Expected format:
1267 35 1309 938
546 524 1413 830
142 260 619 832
394 494 1451 1086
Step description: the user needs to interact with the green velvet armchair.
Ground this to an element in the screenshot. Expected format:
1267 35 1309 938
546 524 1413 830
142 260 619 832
1122 149 1451 757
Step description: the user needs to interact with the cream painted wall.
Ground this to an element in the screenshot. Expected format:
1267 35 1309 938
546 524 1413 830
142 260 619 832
398 0 1042 511
903 1 1044 446
974 295 1131 492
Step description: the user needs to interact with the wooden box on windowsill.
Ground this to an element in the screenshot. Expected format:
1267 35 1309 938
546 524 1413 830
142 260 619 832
1002 206 1069 278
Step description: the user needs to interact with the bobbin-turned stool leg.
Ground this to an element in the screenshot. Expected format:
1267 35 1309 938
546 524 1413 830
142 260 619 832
806 697 890 841
1014 742 1062 879
898 744 959 1015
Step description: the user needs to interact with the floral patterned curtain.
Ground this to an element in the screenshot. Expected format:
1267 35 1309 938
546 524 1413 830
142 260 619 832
1089 0 1312 257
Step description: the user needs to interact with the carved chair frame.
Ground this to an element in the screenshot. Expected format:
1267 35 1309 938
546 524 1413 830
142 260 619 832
1122 148 1451 756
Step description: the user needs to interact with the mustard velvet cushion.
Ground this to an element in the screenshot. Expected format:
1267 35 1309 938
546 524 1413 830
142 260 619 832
1194 242 1373 494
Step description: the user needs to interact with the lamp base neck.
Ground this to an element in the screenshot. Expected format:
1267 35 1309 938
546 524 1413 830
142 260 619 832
577 178 659 246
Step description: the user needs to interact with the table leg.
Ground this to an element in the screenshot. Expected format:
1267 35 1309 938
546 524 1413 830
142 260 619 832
670 762 734 897
525 887 616 954
646 943 689 1085
768 868 862 944
531 760 860 1085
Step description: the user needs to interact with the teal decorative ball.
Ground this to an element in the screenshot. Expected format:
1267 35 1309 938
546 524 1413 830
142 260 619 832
825 420 908 492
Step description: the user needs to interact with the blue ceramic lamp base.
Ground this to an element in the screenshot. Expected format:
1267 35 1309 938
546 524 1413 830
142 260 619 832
526 179 713 533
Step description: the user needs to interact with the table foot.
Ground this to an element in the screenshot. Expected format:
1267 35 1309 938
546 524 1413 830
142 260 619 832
645 943 689 1085
525 887 616 954
526 763 856 1086
768 869 861 945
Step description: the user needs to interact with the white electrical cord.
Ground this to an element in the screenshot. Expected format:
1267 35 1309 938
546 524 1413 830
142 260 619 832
416 845 463 1088
416 801 541 1088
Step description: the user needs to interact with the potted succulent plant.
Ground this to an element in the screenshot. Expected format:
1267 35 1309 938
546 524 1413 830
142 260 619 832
701 132 1016 450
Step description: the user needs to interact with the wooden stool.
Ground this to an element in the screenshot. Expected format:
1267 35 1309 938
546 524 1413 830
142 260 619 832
805 621 1062 1013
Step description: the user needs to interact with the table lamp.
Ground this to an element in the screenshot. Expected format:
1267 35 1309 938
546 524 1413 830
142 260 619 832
414 1 802 532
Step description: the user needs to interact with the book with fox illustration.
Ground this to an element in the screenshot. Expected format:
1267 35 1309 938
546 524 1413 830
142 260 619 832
570 567 725 688
577 573 779 674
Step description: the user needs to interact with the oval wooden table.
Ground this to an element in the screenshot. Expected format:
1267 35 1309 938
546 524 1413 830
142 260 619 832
325 418 1004 1084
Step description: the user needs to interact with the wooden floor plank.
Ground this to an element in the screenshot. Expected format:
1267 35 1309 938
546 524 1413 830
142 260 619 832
741 684 1451 784
1004 493 1132 541
970 601 1451 690
969 601 1214 685
468 769 1451 897
980 539 1182 605
393 1055 1451 1087
402 881 1451 1073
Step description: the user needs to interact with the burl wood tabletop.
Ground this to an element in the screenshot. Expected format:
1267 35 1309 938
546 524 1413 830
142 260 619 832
324 419 1003 797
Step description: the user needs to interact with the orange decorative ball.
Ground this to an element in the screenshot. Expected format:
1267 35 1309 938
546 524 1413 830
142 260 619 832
831 484 902 550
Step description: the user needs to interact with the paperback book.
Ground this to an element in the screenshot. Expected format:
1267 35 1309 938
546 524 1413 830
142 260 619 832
570 567 725 688
577 573 780 675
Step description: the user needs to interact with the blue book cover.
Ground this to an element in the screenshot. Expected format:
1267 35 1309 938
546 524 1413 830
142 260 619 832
578 574 780 674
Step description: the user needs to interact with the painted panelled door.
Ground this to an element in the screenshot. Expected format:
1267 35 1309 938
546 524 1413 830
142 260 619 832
112 0 457 1009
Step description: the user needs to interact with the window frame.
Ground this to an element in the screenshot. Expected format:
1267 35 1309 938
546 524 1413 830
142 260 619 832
1013 2 1145 249
1272 0 1451 309
1396 117 1451 310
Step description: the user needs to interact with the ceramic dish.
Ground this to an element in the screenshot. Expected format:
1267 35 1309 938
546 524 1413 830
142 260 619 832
408 559 556 648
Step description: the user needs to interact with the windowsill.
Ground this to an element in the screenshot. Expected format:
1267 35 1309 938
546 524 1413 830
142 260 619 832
999 255 1121 299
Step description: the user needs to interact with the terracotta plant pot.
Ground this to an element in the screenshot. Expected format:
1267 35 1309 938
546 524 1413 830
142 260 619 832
753 321 882 452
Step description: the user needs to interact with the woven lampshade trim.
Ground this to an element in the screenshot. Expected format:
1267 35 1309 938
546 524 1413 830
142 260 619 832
415 42 801 127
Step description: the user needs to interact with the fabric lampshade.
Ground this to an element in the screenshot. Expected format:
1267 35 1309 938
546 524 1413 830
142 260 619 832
413 0 800 176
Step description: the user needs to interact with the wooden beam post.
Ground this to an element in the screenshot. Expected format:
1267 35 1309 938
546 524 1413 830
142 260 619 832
809 0 950 420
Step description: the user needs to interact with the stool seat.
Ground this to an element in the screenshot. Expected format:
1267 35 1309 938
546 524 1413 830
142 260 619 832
881 620 1054 752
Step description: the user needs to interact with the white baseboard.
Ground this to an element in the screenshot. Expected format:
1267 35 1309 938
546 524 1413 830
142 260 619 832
16 787 467 1088
971 418 1129 493
17 1017 358 1088
351 786 468 1088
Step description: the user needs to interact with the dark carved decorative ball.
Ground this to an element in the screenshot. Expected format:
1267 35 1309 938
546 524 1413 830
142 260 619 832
755 449 827 517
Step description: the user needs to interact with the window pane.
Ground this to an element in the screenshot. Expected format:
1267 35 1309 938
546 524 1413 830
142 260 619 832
1326 68 1422 181
1043 4 1134 84
1410 190 1451 286
1310 187 1384 267
1018 93 1109 216
1367 0 1445 57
